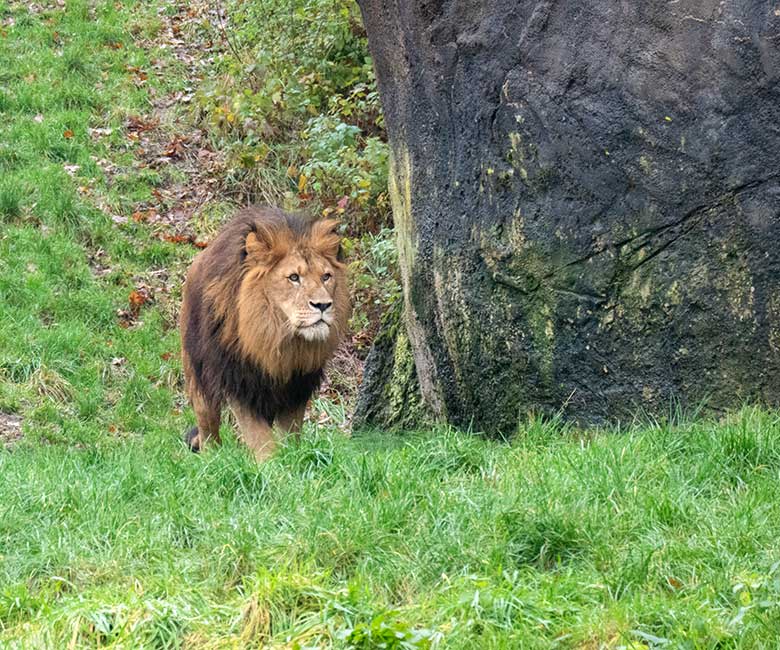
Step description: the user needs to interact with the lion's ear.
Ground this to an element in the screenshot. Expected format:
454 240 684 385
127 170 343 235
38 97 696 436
310 219 343 262
245 230 273 265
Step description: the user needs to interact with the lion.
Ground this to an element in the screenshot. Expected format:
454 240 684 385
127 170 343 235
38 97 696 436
179 206 350 460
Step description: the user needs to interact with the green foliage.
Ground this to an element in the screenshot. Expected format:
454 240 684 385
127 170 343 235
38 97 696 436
343 613 434 649
347 227 401 339
206 0 377 131
196 0 388 227
301 114 388 209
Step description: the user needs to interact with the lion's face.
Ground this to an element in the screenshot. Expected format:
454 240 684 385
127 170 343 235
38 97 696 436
266 249 339 342
236 218 349 356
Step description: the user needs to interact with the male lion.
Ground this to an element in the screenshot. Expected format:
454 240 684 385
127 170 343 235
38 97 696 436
180 206 349 460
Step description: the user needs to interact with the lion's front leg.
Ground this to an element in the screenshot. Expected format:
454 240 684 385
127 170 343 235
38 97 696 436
187 387 222 452
230 402 276 461
274 402 307 442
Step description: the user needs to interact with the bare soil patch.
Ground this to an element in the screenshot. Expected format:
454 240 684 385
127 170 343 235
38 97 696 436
0 413 23 448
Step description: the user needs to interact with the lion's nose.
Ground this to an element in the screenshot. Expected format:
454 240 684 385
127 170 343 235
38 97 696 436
310 301 332 313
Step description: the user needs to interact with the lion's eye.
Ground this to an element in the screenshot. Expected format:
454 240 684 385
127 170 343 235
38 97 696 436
322 273 332 282
288 273 300 283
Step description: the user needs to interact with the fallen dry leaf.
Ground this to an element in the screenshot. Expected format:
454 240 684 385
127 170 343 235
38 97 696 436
163 135 187 159
131 209 157 223
160 232 208 248
126 115 158 133
128 288 152 309
162 233 190 244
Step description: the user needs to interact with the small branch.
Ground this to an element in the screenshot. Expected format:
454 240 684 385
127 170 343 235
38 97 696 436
212 0 245 65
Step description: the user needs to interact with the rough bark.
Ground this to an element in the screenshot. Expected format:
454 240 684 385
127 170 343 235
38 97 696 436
355 0 780 433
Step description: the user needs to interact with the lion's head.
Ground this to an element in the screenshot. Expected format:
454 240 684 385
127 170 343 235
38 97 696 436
240 218 344 343
200 209 350 379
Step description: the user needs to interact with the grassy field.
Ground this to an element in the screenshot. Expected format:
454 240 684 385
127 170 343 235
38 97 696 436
2 1 780 648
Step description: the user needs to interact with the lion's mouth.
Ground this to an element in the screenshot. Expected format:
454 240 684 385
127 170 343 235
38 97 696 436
296 320 330 342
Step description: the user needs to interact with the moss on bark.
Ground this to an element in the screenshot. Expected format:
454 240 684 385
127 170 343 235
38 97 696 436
352 299 429 431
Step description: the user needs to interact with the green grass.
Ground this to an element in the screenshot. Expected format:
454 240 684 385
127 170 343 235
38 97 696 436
3 413 780 647
2 1 780 648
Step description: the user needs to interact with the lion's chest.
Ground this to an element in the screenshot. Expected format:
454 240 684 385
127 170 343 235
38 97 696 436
219 357 323 423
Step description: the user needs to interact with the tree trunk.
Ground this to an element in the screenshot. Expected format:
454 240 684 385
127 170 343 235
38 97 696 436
354 0 780 433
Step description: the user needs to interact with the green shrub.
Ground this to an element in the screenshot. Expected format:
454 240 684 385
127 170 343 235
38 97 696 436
197 0 388 228
301 115 388 209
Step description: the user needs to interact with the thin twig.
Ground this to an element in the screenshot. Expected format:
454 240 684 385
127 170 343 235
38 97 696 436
212 0 245 64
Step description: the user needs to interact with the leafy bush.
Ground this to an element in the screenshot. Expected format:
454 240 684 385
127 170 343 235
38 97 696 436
301 114 388 212
345 228 400 342
197 0 388 228
342 613 435 650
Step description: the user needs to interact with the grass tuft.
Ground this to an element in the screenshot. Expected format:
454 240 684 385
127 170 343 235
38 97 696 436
0 178 23 221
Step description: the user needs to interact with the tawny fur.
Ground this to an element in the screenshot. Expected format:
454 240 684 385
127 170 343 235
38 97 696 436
180 206 349 459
